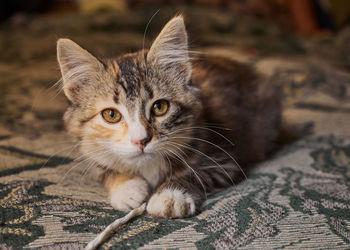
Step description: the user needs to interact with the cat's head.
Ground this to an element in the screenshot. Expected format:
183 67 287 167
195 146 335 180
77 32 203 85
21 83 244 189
57 16 201 171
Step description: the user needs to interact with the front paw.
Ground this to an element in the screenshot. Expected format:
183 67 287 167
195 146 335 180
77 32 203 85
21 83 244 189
109 178 149 212
146 189 196 218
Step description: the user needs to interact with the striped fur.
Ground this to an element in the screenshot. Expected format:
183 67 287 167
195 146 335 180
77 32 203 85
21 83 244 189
57 16 281 218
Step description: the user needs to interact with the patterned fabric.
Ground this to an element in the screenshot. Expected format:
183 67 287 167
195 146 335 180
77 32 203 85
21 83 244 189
1 135 350 249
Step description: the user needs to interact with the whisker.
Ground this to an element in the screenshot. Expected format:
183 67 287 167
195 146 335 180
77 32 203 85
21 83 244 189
39 141 85 170
163 142 188 158
164 152 173 184
60 147 107 183
197 123 232 131
168 126 235 147
168 141 235 186
171 136 248 182
76 147 114 185
79 161 97 186
143 9 161 79
164 147 207 198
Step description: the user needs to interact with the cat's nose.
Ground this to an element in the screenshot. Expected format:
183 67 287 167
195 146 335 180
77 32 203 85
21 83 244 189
131 137 151 150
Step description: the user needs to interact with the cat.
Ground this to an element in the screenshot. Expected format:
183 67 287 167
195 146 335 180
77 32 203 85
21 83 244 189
56 15 281 218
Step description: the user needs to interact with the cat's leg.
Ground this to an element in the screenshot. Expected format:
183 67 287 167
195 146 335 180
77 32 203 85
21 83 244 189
146 179 204 218
104 173 150 212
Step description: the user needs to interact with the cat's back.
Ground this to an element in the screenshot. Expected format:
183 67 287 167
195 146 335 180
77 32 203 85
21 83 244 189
191 54 281 165
192 54 262 105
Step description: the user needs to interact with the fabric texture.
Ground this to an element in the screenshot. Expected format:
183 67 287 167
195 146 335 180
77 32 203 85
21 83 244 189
1 8 350 249
1 135 350 249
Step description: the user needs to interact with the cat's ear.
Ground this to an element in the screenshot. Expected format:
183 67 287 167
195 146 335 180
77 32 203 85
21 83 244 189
57 38 104 102
147 15 191 83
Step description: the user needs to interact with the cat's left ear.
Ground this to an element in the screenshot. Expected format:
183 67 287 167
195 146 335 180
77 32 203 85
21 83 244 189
147 15 191 83
57 38 104 102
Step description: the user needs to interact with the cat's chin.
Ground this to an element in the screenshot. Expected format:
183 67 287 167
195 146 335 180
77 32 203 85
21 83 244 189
90 150 158 170
124 151 157 165
129 152 152 160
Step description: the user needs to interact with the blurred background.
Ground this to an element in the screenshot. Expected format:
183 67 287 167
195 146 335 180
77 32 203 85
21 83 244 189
1 0 350 140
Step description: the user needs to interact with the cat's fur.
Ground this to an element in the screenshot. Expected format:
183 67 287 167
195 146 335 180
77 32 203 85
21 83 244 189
57 16 281 218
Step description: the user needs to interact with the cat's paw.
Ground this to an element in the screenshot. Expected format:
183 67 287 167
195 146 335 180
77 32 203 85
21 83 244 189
109 178 149 212
146 188 196 218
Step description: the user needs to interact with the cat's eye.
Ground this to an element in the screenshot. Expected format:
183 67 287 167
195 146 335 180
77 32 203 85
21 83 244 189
152 100 169 116
101 108 122 123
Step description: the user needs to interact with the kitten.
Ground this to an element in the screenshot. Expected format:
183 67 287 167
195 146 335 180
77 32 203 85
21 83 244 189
56 16 281 218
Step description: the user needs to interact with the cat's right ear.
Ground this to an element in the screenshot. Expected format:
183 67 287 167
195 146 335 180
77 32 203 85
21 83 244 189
57 38 103 102
147 16 192 84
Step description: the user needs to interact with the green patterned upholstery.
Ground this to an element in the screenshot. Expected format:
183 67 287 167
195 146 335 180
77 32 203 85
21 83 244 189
1 135 350 248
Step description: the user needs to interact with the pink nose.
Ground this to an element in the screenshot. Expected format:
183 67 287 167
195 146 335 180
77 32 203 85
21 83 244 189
131 137 151 150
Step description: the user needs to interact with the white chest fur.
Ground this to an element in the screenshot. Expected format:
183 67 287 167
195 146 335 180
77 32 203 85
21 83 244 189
136 156 167 190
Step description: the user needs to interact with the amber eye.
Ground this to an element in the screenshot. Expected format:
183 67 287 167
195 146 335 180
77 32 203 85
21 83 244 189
101 108 122 123
152 100 169 116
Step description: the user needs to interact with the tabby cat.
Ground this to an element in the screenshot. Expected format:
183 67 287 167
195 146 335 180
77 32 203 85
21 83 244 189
56 16 281 218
